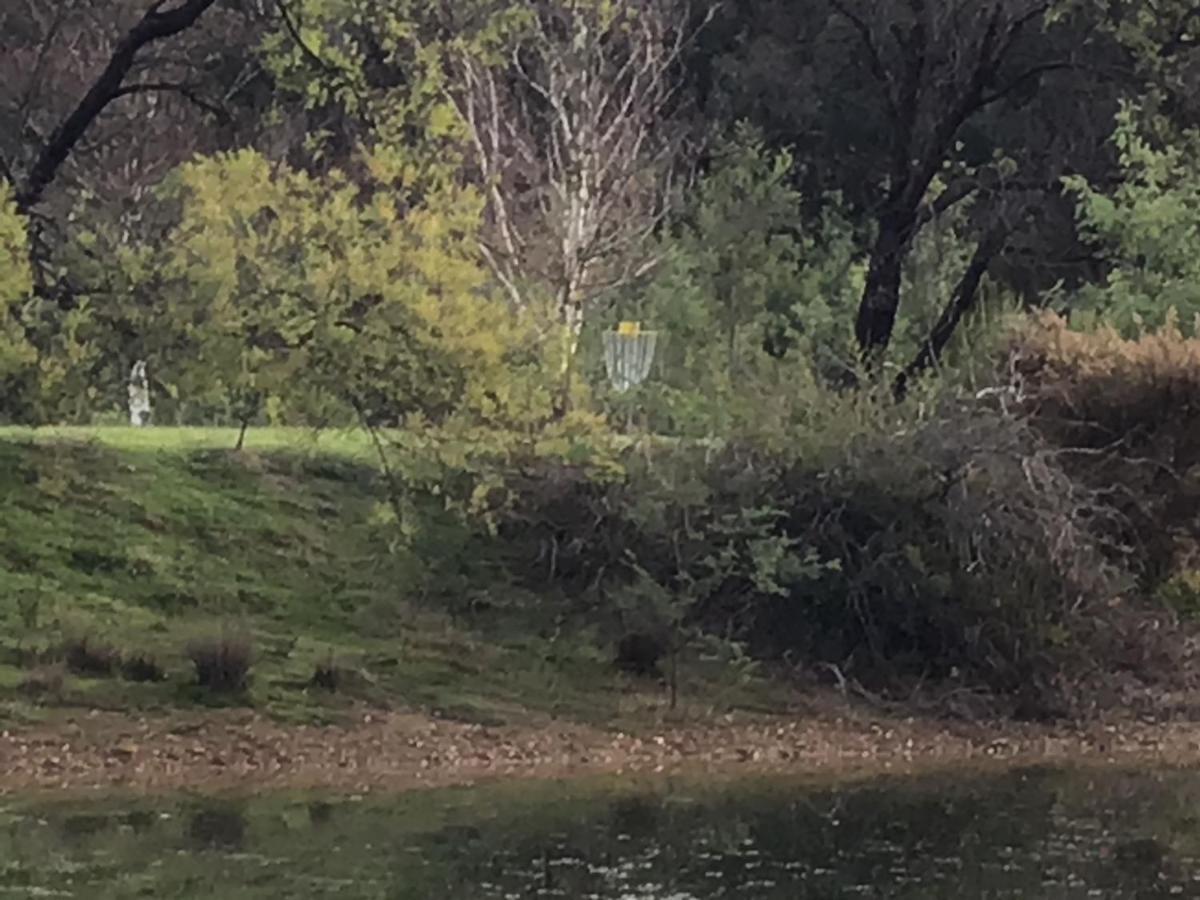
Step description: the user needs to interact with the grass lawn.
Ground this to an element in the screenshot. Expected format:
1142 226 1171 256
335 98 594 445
0 424 377 456
0 426 782 730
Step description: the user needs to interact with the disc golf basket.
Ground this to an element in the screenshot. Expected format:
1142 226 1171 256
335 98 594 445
603 321 658 394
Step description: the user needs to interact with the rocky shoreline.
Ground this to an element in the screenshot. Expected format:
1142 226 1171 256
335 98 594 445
3 700 1198 798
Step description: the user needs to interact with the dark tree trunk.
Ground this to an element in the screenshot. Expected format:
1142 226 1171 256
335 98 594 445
235 417 250 451
855 207 918 356
16 0 219 213
894 227 1008 400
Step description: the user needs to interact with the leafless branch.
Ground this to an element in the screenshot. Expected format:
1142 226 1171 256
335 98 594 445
448 0 707 327
114 81 230 124
829 0 899 123
16 0 220 213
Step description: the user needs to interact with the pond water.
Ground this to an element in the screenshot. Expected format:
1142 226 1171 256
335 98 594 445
3 766 1200 898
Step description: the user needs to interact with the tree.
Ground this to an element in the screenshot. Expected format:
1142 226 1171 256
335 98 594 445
261 0 706 414
443 0 707 411
5 0 223 216
1064 103 1200 335
147 144 519 440
820 1 1075 359
693 0 1134 385
626 125 863 432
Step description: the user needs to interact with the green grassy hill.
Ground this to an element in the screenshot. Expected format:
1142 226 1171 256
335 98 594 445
0 428 775 729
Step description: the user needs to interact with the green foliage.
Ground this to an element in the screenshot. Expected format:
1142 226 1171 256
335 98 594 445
0 180 34 384
138 147 525 430
452 386 1127 708
1064 103 1200 335
609 125 864 434
613 447 836 704
1156 570 1200 620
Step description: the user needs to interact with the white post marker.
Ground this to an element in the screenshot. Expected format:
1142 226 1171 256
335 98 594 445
602 321 658 393
128 360 151 427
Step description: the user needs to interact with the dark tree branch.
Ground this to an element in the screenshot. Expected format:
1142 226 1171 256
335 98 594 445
976 61 1077 109
15 0 220 213
828 0 899 123
114 82 231 124
914 174 981 230
999 2 1053 57
272 0 343 77
894 225 1010 400
891 7 928 190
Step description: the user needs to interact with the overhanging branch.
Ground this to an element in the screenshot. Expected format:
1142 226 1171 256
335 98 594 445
15 0 220 213
976 61 1077 109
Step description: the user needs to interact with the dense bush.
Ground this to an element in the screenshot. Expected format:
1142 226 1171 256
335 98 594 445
762 406 1124 706
423 389 1131 712
186 630 254 693
1013 313 1200 586
62 635 121 677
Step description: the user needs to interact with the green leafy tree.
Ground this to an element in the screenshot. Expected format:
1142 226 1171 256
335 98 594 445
262 0 699 416
149 145 521 443
1065 104 1200 335
618 126 863 433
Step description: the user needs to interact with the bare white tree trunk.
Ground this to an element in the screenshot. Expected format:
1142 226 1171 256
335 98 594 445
447 0 712 413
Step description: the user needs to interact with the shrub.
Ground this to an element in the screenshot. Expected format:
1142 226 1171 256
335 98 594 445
186 630 254 693
471 393 1130 712
121 654 166 683
759 404 1123 701
62 635 121 677
1012 312 1200 586
309 656 341 692
614 632 665 677
18 664 65 698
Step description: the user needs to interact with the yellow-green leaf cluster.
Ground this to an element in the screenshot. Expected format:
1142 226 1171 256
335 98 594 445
154 147 525 425
0 181 35 377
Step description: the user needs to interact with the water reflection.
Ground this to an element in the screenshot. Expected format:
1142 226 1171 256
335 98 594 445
2 766 1200 898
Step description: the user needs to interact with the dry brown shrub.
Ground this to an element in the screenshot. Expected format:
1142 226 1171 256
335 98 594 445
1011 313 1200 584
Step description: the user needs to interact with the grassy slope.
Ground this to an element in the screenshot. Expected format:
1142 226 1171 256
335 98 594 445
0 427 776 729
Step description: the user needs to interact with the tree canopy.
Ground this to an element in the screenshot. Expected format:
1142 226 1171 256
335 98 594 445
3 0 1200 425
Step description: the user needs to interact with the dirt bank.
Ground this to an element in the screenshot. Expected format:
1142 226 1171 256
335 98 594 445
4 698 1200 798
